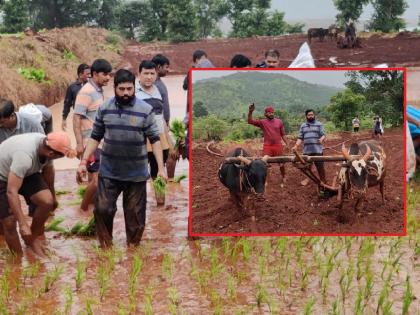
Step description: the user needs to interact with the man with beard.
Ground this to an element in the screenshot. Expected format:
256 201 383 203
77 69 166 248
292 109 327 186
248 104 289 186
73 59 112 211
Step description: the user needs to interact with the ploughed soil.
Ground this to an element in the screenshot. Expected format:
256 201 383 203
191 129 404 234
123 32 420 72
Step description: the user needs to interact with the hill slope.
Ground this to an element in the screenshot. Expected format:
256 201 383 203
192 72 343 118
0 27 123 107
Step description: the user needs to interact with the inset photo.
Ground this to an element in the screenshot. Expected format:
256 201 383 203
190 69 405 236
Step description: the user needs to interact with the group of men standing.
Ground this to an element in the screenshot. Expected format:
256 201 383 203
0 52 182 256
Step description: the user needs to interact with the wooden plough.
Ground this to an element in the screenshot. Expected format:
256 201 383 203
225 150 366 197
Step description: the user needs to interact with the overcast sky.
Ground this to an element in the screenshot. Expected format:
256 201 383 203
272 0 420 21
192 70 348 88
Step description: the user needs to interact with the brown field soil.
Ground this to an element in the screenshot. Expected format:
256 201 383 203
192 129 404 234
124 32 420 73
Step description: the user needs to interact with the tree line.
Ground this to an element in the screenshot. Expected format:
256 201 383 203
0 0 412 42
193 70 403 141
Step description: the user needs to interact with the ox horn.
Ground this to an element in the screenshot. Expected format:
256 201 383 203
363 145 371 162
237 155 252 166
341 144 352 161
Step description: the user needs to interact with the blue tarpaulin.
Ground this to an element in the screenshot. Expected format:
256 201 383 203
407 105 420 137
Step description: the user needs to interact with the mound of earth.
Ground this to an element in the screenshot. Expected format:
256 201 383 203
192 129 404 234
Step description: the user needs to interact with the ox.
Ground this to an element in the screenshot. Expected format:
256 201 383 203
337 140 386 211
218 148 268 226
307 28 329 43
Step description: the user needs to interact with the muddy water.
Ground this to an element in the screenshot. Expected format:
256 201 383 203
1 76 419 314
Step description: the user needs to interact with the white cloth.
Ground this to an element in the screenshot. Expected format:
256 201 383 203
289 42 315 68
19 103 43 124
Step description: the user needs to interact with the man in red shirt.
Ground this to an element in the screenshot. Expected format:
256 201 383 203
248 104 289 185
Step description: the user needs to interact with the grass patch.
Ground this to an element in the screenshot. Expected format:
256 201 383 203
17 67 51 84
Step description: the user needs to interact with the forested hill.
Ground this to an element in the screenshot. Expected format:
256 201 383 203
192 72 343 118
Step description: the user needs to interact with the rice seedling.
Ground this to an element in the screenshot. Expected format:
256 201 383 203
363 272 374 307
67 216 95 237
128 254 142 312
258 255 267 280
353 287 364 315
170 119 186 150
300 264 309 291
222 237 232 259
329 298 340 315
209 247 224 279
143 283 155 315
0 267 10 301
240 238 252 262
96 264 110 301
45 217 67 233
153 176 166 204
303 297 315 315
77 185 87 198
376 281 391 315
117 303 129 315
75 258 86 290
209 288 223 313
167 287 180 315
42 264 63 293
162 252 174 281
84 296 96 315
63 286 73 314
227 274 237 301
275 238 287 258
402 276 414 315
255 283 269 308
173 174 187 183
55 189 70 195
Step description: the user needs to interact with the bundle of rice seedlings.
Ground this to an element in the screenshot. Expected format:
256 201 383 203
77 186 87 198
173 174 187 183
45 217 67 233
153 176 166 205
66 217 95 237
170 119 186 150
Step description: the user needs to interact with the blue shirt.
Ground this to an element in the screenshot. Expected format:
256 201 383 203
297 120 325 154
90 97 160 182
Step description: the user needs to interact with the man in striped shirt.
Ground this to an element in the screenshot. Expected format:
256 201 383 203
76 69 166 248
292 109 327 185
73 59 112 211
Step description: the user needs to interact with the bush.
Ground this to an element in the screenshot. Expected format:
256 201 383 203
193 115 229 140
224 121 261 141
17 67 51 84
105 33 121 46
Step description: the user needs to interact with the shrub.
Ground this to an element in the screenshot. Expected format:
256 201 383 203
17 67 51 84
224 121 261 141
63 49 77 61
193 115 229 140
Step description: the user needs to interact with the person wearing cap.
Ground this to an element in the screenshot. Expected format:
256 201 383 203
292 109 327 186
62 63 91 131
77 69 166 249
73 59 111 212
248 103 289 186
0 132 75 256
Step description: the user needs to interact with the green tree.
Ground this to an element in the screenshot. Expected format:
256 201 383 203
1 0 29 33
194 0 229 39
28 0 98 29
193 101 209 117
227 0 292 37
369 0 408 32
97 0 122 29
345 70 403 126
166 0 198 42
327 89 365 130
286 22 305 34
333 0 370 26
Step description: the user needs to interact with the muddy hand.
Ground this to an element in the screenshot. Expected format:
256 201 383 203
76 164 88 184
76 144 84 159
157 170 168 182
249 103 255 112
19 223 32 244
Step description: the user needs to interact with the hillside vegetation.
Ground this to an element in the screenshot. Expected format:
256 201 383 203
192 72 343 118
0 27 123 107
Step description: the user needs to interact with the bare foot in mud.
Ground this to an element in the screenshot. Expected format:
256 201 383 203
28 237 48 258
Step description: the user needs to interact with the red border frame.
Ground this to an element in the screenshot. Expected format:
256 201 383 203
188 67 407 237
